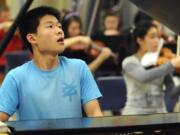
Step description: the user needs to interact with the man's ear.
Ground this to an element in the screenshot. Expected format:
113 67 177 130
26 33 37 45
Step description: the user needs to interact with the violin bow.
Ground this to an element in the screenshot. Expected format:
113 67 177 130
86 0 102 54
87 0 100 36
0 0 33 56
177 36 180 56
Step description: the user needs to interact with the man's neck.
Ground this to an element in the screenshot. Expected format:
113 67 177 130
104 30 120 36
33 52 60 70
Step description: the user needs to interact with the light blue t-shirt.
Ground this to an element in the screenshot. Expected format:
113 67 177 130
0 56 102 120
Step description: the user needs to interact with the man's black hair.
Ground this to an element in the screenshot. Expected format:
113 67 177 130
19 6 61 53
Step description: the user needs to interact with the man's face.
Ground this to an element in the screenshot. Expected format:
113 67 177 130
32 15 64 55
104 16 119 30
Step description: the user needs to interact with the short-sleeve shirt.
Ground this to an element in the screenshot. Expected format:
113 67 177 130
0 56 102 120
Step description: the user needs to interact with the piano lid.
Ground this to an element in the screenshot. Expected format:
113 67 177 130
129 0 180 34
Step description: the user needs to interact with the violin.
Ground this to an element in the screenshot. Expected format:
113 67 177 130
157 47 176 65
157 47 180 73
88 40 105 58
88 40 119 62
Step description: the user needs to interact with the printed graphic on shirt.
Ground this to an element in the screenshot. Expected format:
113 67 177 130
62 81 77 102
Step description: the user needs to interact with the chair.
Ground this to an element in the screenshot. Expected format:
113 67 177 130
5 51 30 72
96 76 127 114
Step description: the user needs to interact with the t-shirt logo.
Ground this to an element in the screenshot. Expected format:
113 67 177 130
62 81 77 102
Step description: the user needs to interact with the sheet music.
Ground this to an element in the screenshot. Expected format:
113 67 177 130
141 38 164 67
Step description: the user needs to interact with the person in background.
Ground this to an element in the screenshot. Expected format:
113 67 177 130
0 5 11 23
0 6 103 122
0 5 23 73
122 21 180 115
92 10 130 77
102 10 121 36
62 11 112 73
134 11 176 44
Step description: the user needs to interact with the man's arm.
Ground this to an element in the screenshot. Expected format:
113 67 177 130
88 47 112 73
64 36 91 49
0 112 9 122
83 99 103 117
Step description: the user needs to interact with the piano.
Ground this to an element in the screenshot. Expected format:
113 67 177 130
7 113 180 135
129 0 180 35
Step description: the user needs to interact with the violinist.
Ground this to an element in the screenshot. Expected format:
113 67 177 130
92 10 126 76
61 11 112 73
122 21 180 115
134 11 176 44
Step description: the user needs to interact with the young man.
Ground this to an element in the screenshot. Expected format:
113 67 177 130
0 6 103 121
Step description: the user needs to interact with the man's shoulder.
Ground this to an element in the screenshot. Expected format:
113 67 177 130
7 61 31 76
60 56 86 66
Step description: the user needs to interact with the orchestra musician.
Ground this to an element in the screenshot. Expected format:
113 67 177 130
122 21 180 115
0 5 23 73
61 11 113 73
